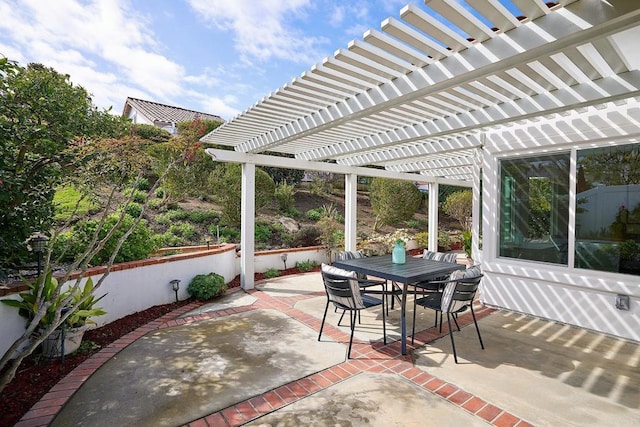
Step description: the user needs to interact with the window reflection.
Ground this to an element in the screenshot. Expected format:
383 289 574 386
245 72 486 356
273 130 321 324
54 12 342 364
575 144 640 276
499 154 570 264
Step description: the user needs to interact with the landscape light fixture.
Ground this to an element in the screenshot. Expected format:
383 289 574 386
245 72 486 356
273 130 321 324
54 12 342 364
30 232 49 276
204 233 213 250
170 279 181 303
280 253 288 270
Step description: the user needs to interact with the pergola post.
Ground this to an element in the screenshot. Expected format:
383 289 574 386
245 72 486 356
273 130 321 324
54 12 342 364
472 148 482 264
240 163 255 290
428 182 439 252
344 174 358 251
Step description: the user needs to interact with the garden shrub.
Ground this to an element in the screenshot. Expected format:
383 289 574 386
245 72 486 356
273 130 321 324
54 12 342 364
155 209 189 225
123 202 143 218
136 177 150 191
53 213 157 265
123 188 147 203
147 198 163 210
414 231 429 249
370 178 422 230
442 190 472 230
306 208 323 222
264 268 281 279
255 224 271 243
274 181 296 212
296 260 318 272
188 210 220 223
187 273 227 300
210 225 240 242
159 231 185 247
168 222 196 239
209 163 275 227
155 187 165 198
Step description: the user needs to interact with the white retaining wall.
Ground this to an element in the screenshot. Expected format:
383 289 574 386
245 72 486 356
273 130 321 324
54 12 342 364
0 245 328 359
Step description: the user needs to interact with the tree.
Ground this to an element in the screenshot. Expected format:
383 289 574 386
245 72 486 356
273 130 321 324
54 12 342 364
261 152 305 185
147 118 223 203
0 59 128 273
0 59 200 392
0 131 199 393
370 178 422 230
442 190 473 231
131 123 172 143
209 163 275 227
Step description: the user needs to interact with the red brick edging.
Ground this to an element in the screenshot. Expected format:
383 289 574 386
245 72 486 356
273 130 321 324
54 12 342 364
17 283 531 427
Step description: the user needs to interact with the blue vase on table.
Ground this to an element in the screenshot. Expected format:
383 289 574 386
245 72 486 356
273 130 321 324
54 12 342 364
392 241 406 264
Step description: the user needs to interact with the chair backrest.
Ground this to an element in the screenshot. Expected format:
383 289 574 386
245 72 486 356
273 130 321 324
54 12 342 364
422 250 458 264
321 264 365 310
440 275 483 313
336 250 368 280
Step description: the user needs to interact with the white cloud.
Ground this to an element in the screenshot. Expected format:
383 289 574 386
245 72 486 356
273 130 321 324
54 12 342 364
187 0 329 66
0 0 237 115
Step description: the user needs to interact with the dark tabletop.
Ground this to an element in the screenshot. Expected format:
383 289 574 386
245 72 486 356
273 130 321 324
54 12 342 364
333 255 464 284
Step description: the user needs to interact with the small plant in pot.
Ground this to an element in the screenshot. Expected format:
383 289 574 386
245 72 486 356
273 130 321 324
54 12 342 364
2 273 107 358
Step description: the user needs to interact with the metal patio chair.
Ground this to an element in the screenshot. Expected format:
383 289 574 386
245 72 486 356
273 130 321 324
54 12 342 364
318 264 387 358
411 271 484 363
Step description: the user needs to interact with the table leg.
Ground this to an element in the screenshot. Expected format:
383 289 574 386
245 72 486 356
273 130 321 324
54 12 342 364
401 281 408 355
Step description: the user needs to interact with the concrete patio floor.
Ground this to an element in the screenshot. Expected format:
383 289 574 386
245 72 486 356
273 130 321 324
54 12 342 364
18 272 640 426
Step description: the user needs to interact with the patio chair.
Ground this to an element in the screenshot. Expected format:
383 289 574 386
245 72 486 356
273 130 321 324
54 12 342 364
411 269 484 363
411 250 460 294
336 250 391 313
318 263 387 358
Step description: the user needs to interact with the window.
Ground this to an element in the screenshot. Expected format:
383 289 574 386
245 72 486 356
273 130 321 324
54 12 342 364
499 154 570 264
575 144 640 276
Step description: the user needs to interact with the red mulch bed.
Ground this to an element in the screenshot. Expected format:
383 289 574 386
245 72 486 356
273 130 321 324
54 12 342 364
0 266 320 427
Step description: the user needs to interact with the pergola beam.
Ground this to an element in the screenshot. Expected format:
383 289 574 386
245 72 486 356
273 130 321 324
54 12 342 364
205 148 470 187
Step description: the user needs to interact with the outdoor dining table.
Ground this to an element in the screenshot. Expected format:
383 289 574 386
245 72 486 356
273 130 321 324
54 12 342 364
333 254 465 355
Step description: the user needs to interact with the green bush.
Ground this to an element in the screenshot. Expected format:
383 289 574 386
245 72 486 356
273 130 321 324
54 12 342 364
148 198 163 210
283 207 300 218
306 204 343 223
274 181 296 212
210 225 240 242
123 202 143 218
308 176 333 196
123 188 147 203
156 209 189 225
442 190 472 230
136 177 150 191
168 222 196 239
370 178 422 230
209 163 275 227
187 273 227 300
53 213 158 265
159 231 185 247
306 208 323 222
264 268 281 279
296 260 318 272
155 187 165 198
188 210 220 223
255 223 272 243
414 231 429 249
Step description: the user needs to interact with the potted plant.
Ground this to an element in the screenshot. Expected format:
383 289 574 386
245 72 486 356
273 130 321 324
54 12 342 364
2 273 106 357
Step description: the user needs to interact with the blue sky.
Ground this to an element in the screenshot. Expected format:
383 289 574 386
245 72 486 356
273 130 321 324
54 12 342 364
0 0 410 120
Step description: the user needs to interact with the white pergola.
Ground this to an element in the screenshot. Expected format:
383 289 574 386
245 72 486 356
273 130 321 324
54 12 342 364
203 0 640 342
